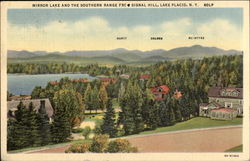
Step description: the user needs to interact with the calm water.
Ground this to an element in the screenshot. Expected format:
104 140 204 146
8 73 95 95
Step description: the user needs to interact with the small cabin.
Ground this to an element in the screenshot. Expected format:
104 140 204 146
151 85 169 100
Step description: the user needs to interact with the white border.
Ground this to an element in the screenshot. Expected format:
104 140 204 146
1 1 249 161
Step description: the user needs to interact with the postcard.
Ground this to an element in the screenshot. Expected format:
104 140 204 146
1 1 249 161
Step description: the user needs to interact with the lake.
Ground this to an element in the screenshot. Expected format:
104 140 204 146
8 73 95 95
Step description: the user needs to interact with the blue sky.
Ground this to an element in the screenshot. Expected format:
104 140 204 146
8 8 242 27
7 8 243 51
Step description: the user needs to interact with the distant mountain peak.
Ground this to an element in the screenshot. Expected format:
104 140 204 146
8 45 242 62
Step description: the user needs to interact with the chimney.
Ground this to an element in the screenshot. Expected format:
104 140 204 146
39 100 46 114
40 100 45 108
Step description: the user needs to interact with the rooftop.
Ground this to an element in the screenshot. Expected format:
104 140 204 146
8 98 53 118
208 87 243 99
211 108 236 113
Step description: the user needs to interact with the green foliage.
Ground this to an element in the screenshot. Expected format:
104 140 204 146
89 134 109 153
53 89 84 129
37 101 51 145
158 100 169 126
65 134 137 153
142 89 159 130
31 86 45 99
106 139 138 153
101 99 117 138
65 142 91 153
82 126 92 140
7 119 18 150
28 102 41 146
72 128 84 133
99 84 108 111
84 83 93 113
92 85 100 113
120 81 144 135
7 101 52 150
51 110 71 143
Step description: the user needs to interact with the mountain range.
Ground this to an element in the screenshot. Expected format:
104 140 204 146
8 45 242 65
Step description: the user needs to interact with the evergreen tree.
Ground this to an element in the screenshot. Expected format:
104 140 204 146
52 89 83 143
27 102 41 146
142 89 158 130
7 119 18 150
158 100 168 126
14 102 30 149
172 98 182 122
99 84 108 111
31 86 42 99
118 82 126 104
101 99 117 138
132 82 144 133
120 81 143 135
169 104 176 126
37 100 51 145
92 85 100 114
84 83 93 113
51 106 71 143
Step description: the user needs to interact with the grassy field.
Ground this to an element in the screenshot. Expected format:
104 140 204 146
8 116 242 153
8 139 92 153
138 117 242 135
225 145 243 152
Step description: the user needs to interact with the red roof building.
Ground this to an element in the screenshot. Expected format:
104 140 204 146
139 74 150 80
151 85 170 100
210 108 238 120
173 89 182 99
211 108 236 113
71 78 89 83
98 77 117 86
49 81 59 85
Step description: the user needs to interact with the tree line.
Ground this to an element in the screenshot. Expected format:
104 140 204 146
99 55 243 136
7 55 243 150
7 87 84 150
8 101 51 150
7 63 145 76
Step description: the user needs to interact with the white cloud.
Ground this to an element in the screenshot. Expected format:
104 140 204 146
196 18 242 49
7 17 242 51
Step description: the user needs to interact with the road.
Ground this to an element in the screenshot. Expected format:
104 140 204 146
127 126 242 152
27 125 242 153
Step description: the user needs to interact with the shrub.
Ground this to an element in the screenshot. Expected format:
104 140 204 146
65 142 91 153
65 134 138 153
106 139 138 153
82 126 91 139
72 128 84 133
93 123 102 135
117 128 125 137
89 134 109 153
71 117 82 127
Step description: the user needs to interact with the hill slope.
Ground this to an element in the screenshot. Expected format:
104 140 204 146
8 45 242 65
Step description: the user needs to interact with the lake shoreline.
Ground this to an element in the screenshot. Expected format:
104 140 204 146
8 73 96 95
7 72 85 76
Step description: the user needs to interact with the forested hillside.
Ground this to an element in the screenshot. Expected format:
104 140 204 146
7 55 243 150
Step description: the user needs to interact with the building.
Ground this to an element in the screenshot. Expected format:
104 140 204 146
199 101 224 117
151 85 170 100
210 108 238 120
7 99 54 121
119 74 130 79
49 81 59 85
173 89 182 99
199 87 243 119
9 95 31 101
71 78 89 83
